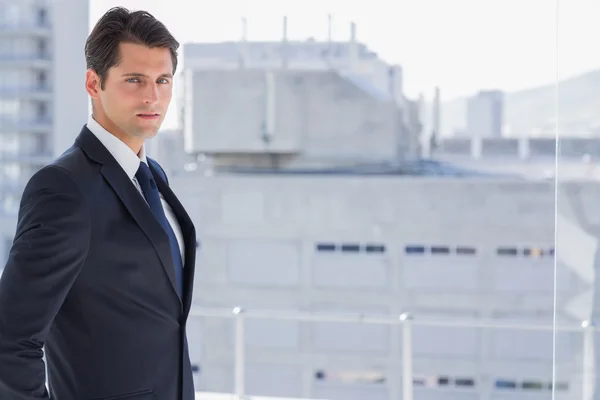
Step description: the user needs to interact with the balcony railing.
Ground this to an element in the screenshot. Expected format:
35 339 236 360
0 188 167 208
0 86 51 95
0 54 51 68
189 307 595 400
0 21 51 29
0 118 52 133
0 151 52 163
0 23 51 36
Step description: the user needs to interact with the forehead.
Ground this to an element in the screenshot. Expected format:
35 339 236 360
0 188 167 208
113 42 173 74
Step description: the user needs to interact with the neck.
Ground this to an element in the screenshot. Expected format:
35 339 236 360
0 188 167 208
92 113 144 155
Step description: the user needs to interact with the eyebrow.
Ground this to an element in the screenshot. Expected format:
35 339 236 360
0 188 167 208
122 72 173 79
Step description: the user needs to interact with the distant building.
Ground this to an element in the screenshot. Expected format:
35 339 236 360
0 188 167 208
0 0 89 264
180 21 405 105
0 0 89 216
466 90 504 138
178 20 421 169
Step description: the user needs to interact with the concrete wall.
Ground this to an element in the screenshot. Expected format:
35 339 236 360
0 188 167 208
183 69 406 167
171 173 594 400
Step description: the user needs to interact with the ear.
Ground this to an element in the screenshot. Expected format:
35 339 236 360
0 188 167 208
85 69 101 100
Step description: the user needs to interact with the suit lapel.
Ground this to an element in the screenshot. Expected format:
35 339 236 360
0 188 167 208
149 161 197 314
101 164 182 303
75 127 182 305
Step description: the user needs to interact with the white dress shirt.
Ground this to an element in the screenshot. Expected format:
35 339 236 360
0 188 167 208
86 116 185 264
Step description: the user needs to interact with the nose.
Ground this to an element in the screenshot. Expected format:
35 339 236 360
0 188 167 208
143 83 159 105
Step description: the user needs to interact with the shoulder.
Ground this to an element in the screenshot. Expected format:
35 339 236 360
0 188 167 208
21 145 96 204
17 162 91 243
28 147 89 192
22 164 83 207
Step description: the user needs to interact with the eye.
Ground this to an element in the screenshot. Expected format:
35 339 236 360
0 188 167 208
157 78 170 84
126 77 141 83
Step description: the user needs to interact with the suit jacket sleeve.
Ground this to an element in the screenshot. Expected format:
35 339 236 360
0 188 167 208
0 166 91 399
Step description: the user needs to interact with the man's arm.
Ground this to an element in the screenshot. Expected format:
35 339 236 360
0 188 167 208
0 166 91 399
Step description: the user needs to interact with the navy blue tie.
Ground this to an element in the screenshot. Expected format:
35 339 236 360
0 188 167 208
135 162 183 297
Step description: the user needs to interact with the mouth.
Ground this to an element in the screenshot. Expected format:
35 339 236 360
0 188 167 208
136 113 160 120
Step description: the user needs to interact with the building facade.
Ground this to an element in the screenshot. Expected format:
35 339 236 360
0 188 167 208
0 0 89 264
466 90 504 138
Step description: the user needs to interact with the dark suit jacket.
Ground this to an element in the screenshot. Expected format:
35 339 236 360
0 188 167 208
0 126 197 400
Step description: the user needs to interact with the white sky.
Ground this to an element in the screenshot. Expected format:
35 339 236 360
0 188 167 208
91 0 600 127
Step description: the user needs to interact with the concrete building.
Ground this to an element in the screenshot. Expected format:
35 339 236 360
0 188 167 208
0 0 89 264
181 68 410 171
466 90 504 138
181 20 405 104
178 19 421 170
171 171 588 400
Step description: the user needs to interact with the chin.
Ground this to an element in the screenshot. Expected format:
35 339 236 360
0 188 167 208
141 130 160 139
127 127 157 140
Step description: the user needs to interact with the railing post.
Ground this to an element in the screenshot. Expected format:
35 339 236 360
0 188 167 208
582 320 595 400
400 312 414 400
233 306 245 399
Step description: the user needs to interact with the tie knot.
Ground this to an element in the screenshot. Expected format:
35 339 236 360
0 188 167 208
135 162 153 185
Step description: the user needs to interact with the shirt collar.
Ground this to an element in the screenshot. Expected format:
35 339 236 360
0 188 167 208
86 115 147 180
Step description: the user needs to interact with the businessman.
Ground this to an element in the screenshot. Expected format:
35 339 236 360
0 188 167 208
0 7 196 400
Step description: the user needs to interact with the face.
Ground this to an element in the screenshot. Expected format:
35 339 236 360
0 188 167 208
85 42 174 153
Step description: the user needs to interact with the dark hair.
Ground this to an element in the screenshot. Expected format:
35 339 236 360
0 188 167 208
85 7 179 89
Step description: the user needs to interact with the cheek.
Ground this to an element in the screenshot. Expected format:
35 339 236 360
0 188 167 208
105 88 136 109
160 88 172 104
114 85 139 103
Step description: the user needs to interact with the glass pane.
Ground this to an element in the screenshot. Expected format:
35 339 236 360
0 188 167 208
0 1 562 399
555 1 600 399
166 1 559 399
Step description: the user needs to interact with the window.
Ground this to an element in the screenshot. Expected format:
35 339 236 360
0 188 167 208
316 243 335 252
522 381 544 390
455 378 475 387
37 39 47 58
36 102 48 120
495 379 517 389
497 247 518 256
365 244 385 253
404 244 477 255
315 242 386 254
495 379 569 392
313 369 385 384
405 245 425 254
496 246 553 258
37 8 48 27
456 246 476 255
340 243 360 253
430 246 450 254
409 374 477 389
37 71 48 89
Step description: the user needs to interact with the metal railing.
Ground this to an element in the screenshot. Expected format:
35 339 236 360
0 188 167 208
189 307 597 400
0 54 51 62
0 86 51 95
0 21 50 30
0 118 52 132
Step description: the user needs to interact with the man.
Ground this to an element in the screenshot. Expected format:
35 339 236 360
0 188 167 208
0 7 196 400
